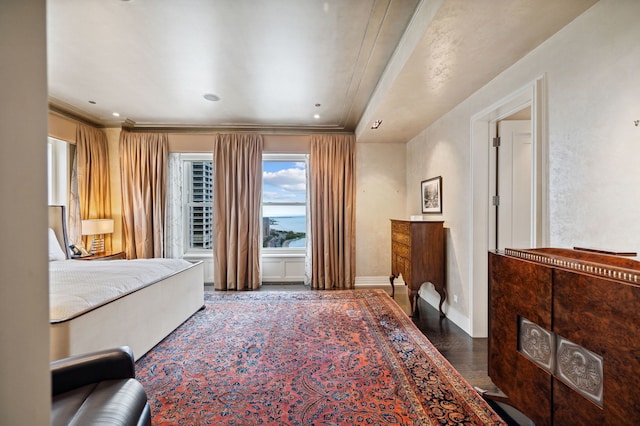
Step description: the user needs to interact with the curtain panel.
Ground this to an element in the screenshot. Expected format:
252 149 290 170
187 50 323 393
119 131 168 259
308 134 356 290
213 133 263 291
68 144 81 246
76 124 112 252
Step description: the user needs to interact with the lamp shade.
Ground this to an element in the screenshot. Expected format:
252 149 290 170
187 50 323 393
81 219 114 236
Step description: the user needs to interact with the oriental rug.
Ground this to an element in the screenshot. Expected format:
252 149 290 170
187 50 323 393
136 290 505 425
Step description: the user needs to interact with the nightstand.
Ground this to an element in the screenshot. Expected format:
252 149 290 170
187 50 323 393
73 251 125 261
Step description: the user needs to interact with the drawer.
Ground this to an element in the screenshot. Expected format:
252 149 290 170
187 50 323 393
391 221 410 235
393 254 412 284
392 241 410 258
392 253 410 274
401 263 411 284
391 254 402 274
392 231 410 245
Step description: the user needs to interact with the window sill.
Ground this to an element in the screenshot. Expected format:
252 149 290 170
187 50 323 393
183 252 212 260
183 252 305 260
262 251 305 258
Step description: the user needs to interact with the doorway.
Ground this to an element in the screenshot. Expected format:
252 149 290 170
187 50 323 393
469 77 548 337
492 115 533 250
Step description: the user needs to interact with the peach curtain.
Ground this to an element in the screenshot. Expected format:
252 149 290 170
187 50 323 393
213 133 263 291
68 145 81 246
119 131 168 259
309 134 356 289
76 124 112 252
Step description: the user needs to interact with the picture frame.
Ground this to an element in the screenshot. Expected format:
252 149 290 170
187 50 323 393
421 176 442 214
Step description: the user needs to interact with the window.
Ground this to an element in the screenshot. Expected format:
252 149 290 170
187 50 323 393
47 141 53 203
262 154 308 251
169 153 307 257
47 137 69 205
182 155 214 252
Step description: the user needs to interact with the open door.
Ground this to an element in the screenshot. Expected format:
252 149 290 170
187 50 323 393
494 119 532 250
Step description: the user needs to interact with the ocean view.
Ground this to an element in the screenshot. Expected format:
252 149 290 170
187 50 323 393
267 216 306 248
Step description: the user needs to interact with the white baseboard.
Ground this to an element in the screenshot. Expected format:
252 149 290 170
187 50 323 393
418 285 470 335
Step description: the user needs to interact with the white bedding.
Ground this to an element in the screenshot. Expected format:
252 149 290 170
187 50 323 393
49 258 193 322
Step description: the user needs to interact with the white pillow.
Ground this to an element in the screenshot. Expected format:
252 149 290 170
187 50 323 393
48 228 67 261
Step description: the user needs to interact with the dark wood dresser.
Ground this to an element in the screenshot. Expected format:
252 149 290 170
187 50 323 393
389 220 445 317
489 248 640 425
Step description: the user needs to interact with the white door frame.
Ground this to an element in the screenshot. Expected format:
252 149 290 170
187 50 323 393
468 75 548 337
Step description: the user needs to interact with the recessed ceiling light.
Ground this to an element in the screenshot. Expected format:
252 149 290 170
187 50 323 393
314 114 320 119
371 119 383 129
203 93 220 102
112 112 120 117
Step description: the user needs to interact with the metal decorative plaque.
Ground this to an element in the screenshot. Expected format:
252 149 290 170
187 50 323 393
518 317 554 372
556 337 604 407
517 317 605 407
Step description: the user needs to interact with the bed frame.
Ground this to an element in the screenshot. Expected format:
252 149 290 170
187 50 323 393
48 205 204 361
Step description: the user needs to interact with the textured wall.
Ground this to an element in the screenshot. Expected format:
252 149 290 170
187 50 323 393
406 105 474 319
543 1 640 250
406 0 640 332
355 143 406 279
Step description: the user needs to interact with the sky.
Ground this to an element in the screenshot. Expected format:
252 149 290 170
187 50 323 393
262 161 306 203
262 161 306 217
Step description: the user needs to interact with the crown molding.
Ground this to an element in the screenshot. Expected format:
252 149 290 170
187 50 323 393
49 98 355 135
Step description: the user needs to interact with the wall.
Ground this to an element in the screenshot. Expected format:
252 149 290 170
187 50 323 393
355 142 407 284
49 112 77 143
407 108 471 321
406 0 640 333
542 0 640 250
0 1 51 424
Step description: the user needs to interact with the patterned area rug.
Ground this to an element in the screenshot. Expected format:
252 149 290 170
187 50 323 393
136 290 505 425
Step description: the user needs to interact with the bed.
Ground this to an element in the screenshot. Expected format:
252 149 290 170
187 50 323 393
48 205 204 361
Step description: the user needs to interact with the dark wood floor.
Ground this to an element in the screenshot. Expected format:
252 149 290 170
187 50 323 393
409 293 532 425
411 294 498 391
213 283 532 425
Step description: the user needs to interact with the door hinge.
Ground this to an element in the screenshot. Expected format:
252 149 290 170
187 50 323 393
492 195 500 206
493 136 501 147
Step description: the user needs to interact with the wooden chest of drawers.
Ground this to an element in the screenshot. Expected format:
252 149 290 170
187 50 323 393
389 220 445 317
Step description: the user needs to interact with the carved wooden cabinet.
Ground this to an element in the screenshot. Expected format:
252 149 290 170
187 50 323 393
389 220 445 317
489 248 640 425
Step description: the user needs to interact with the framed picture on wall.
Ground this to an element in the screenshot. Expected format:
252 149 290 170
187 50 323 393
421 176 442 214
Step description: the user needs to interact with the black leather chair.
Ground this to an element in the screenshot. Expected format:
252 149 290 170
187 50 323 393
51 346 151 426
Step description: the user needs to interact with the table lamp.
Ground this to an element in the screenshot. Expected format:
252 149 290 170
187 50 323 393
81 218 114 254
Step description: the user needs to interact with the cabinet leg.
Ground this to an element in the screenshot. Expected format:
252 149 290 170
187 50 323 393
474 387 511 405
409 289 419 318
437 287 447 318
388 274 396 298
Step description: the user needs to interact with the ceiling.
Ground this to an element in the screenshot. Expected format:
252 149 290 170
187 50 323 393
47 0 597 144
